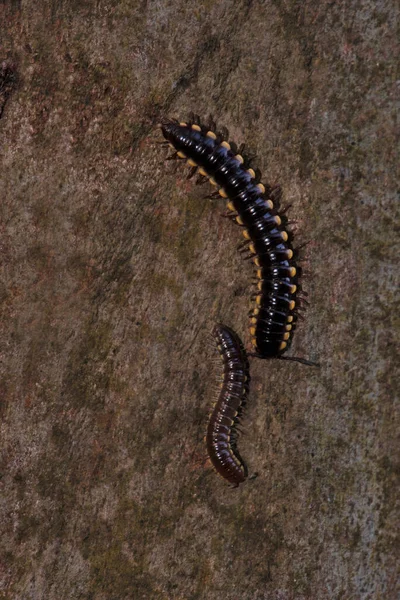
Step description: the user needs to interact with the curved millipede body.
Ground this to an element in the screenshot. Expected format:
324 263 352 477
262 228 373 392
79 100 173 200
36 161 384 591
161 116 313 363
207 323 249 486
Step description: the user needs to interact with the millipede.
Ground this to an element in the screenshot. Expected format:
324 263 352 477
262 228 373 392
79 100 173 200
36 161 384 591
207 323 249 486
160 115 316 366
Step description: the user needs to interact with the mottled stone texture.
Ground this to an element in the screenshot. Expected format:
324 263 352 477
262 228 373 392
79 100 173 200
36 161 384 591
0 1 398 599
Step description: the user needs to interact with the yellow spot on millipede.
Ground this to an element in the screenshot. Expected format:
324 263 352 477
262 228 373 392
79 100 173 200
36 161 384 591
289 300 296 310
235 154 244 164
177 151 186 158
287 249 293 259
221 141 230 150
207 131 217 139
257 281 262 291
289 267 296 277
256 269 262 279
256 294 262 306
219 188 228 198
279 341 287 351
249 243 256 254
179 122 187 127
247 168 256 178
285 324 292 331
209 177 217 186
187 158 197 167
275 215 282 225
250 327 256 336
256 183 265 194
192 124 201 131
283 332 290 341
290 284 297 294
287 316 294 323
251 337 257 346
236 216 244 225
281 231 288 242
242 229 250 240
251 317 257 325
199 167 207 176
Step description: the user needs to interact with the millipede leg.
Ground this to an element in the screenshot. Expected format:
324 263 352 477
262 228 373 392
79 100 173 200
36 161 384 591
270 185 282 202
187 166 198 179
204 191 221 199
218 125 229 140
280 203 293 214
207 115 216 131
278 356 320 367
237 240 251 251
295 240 312 251
221 210 238 220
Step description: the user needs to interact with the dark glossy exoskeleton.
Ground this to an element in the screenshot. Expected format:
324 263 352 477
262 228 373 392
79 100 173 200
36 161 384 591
207 324 249 486
161 117 317 363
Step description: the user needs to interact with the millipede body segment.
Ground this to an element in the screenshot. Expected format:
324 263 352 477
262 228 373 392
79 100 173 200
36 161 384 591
207 324 249 486
161 117 300 359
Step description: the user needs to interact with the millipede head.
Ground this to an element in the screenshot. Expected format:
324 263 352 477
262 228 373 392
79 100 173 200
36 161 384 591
160 117 181 141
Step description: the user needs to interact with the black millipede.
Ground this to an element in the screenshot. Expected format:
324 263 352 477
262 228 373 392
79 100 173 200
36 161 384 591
207 323 249 486
160 115 316 366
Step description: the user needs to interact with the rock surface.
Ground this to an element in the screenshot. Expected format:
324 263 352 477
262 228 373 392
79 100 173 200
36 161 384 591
1 1 398 598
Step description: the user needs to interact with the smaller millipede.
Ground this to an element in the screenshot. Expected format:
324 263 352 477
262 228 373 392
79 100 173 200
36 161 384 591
206 323 249 486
